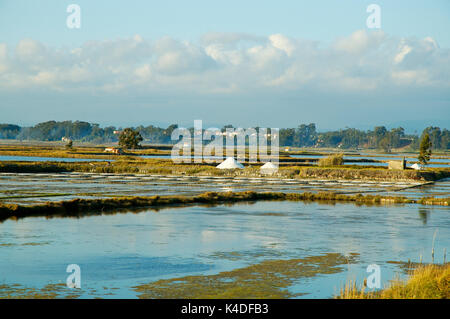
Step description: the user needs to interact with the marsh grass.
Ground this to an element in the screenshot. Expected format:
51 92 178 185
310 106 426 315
1 190 447 222
418 197 450 206
298 166 450 181
317 154 344 167
0 283 83 299
0 145 117 159
338 263 450 299
1 159 448 181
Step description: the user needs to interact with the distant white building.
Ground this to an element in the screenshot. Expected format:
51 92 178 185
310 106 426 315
104 147 123 155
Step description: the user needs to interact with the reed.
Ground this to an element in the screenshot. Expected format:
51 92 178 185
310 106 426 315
337 263 450 299
299 167 450 181
317 154 344 167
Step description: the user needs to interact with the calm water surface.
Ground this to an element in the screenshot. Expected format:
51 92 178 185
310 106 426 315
3 172 446 205
0 201 448 298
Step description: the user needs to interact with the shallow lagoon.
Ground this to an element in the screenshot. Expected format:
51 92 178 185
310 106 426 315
0 201 448 298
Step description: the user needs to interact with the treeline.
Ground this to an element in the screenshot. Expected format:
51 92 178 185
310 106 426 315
0 121 179 144
0 120 448 150
279 124 450 151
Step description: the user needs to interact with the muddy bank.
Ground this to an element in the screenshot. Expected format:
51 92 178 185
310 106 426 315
134 253 358 299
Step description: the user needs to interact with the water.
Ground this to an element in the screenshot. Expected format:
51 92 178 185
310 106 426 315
1 154 448 168
0 201 448 298
1 172 443 205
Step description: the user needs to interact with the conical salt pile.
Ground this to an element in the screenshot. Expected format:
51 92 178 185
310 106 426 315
260 162 278 174
216 157 244 169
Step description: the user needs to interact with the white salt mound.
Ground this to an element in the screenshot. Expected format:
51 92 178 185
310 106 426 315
260 162 278 169
216 157 244 169
260 162 278 174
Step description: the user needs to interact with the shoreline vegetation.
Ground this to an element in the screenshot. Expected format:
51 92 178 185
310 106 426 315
0 143 448 182
1 191 448 222
1 143 450 158
1 121 449 152
133 253 358 299
338 263 449 299
1 158 449 181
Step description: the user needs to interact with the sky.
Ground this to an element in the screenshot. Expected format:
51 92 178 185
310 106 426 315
0 0 449 132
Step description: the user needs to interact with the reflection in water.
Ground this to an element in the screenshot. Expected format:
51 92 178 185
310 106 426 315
0 201 448 298
418 208 430 225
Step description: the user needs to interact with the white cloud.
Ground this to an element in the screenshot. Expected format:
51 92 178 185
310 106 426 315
334 30 385 54
269 34 295 56
0 43 9 73
394 42 412 64
32 70 57 85
0 30 449 94
134 64 151 79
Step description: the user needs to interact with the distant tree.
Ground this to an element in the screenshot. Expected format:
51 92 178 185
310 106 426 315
280 128 296 146
65 140 73 150
295 123 317 147
378 137 391 153
421 126 449 150
118 128 143 149
418 133 432 165
0 124 21 139
163 124 179 143
441 129 450 150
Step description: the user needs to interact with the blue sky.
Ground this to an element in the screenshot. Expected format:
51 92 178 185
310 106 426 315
0 0 449 131
1 1 449 47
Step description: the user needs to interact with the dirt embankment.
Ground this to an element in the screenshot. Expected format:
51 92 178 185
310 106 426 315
0 191 448 222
